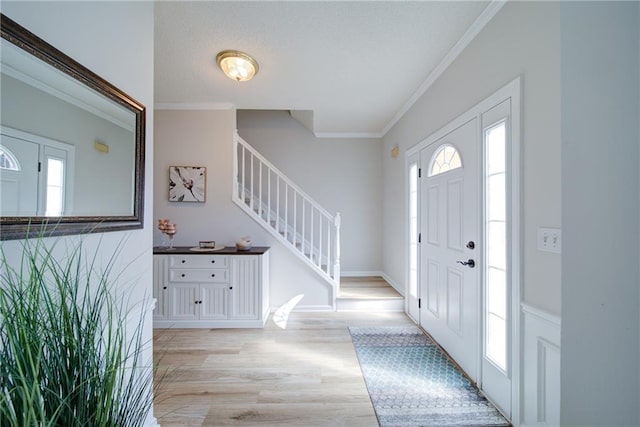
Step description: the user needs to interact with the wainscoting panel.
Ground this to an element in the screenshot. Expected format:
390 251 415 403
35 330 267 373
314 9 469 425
521 303 561 426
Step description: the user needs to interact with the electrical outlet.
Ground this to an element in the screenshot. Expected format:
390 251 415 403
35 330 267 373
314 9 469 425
537 227 561 253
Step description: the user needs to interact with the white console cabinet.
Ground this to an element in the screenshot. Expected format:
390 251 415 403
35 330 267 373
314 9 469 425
153 247 270 328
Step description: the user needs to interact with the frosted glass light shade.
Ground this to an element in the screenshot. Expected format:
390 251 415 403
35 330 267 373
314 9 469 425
216 50 259 82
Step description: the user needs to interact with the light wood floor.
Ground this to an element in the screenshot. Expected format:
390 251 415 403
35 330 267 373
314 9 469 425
153 312 414 426
338 276 404 300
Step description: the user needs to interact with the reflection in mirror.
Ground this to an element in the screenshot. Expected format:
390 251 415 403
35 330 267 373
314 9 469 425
0 13 145 240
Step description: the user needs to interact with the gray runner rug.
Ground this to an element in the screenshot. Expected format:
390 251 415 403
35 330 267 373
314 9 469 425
349 326 510 427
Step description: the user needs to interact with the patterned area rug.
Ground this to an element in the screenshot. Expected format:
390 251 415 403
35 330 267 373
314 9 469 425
349 326 510 427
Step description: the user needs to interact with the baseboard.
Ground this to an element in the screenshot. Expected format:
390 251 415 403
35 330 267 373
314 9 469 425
380 272 405 297
341 270 405 297
144 415 160 427
341 270 384 277
270 304 334 312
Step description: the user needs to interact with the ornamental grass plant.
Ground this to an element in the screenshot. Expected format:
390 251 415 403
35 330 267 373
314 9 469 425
0 237 154 427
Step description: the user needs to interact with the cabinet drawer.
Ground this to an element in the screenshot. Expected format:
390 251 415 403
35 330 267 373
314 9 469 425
169 269 229 283
169 255 228 268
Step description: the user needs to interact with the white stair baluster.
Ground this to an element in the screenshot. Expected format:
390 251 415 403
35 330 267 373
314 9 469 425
233 134 340 304
293 193 297 248
327 217 331 275
301 200 306 255
318 217 322 268
267 170 271 224
284 184 288 241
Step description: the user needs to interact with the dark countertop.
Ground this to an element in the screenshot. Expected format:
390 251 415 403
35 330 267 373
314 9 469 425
153 246 270 255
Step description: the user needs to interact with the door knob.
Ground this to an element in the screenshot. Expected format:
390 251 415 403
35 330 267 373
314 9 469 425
466 241 475 250
457 259 475 268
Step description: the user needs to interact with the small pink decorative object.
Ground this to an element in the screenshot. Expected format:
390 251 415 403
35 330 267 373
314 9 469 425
157 219 170 248
157 219 177 250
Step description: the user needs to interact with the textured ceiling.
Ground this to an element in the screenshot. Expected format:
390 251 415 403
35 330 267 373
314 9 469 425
154 1 492 136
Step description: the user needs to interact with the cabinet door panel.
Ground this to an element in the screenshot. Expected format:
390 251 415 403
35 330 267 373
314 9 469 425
201 284 229 320
230 256 259 320
153 255 168 319
168 284 199 321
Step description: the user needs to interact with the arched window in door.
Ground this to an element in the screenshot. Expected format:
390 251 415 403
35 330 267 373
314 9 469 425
428 144 462 177
0 145 20 171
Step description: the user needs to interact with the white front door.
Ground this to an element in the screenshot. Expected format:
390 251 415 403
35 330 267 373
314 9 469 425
420 117 479 381
0 133 40 216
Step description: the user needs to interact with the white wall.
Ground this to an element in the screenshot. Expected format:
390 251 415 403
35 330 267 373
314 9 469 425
383 1 561 315
1 2 156 425
154 109 333 310
237 110 383 274
560 2 639 425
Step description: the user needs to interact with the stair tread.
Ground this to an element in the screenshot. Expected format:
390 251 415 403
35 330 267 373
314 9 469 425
338 285 402 297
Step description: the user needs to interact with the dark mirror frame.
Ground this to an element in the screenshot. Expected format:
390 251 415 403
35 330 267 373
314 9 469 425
0 14 145 240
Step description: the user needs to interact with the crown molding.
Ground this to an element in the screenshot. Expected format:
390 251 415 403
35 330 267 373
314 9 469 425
314 131 383 139
154 102 235 110
381 0 507 137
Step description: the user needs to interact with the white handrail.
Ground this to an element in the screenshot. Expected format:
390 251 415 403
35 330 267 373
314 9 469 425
233 132 341 294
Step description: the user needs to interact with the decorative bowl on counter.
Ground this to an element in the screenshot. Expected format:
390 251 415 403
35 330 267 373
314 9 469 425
236 236 252 250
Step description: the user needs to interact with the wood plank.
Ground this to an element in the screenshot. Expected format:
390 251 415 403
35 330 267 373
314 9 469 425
154 312 414 426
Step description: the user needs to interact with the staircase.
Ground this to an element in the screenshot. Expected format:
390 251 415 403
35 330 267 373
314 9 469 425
233 133 341 307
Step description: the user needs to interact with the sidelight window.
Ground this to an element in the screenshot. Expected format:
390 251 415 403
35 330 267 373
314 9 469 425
484 120 507 371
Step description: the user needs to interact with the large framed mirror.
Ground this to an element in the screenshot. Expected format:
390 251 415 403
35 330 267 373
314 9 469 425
0 14 145 240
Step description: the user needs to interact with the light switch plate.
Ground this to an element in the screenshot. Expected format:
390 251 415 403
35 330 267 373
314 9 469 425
537 227 561 253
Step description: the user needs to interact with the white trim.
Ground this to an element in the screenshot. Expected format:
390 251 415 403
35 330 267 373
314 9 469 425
154 102 235 110
314 131 383 139
340 270 384 277
154 318 267 328
521 303 561 427
380 272 404 297
285 304 334 313
381 0 507 136
521 303 561 327
143 416 160 427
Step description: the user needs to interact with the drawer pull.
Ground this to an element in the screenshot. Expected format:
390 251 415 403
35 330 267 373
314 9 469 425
181 260 186 264
211 274 215 278
211 260 216 264
229 286 233 290
181 273 185 278
163 286 167 290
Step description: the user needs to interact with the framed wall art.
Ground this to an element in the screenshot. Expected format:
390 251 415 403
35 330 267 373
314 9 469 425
169 166 206 202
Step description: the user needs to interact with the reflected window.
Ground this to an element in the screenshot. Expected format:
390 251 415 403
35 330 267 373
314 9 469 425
428 144 462 177
0 145 20 171
45 157 65 216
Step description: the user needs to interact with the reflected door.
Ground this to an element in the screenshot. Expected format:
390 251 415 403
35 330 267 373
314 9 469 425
0 134 39 216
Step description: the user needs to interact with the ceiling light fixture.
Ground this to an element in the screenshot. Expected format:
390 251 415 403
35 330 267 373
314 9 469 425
216 50 259 82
